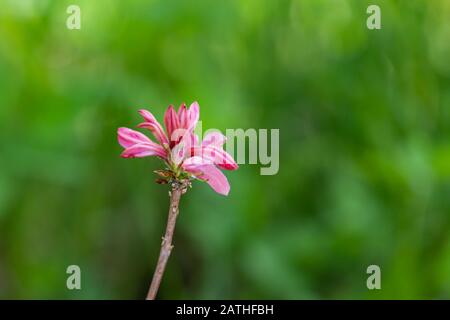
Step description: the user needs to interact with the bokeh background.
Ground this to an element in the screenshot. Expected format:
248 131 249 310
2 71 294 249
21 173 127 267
1 0 450 299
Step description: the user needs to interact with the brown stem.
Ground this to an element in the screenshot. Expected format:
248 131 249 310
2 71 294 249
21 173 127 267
146 181 187 300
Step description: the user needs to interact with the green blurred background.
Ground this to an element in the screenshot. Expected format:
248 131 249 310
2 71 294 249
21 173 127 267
1 0 450 299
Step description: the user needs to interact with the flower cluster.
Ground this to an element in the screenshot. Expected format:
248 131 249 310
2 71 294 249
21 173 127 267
118 102 238 195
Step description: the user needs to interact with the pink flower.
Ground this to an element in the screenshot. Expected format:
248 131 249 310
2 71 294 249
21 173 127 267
118 102 238 195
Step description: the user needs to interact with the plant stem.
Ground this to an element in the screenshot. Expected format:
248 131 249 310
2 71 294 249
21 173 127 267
146 181 186 300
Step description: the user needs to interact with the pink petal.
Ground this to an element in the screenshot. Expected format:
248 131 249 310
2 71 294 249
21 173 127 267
192 133 200 147
171 142 187 165
170 130 196 164
182 157 230 195
192 145 238 170
137 122 168 146
178 103 188 129
187 101 200 130
121 143 167 159
139 109 158 123
117 127 152 148
164 105 180 143
138 110 169 146
202 131 226 147
182 156 210 166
